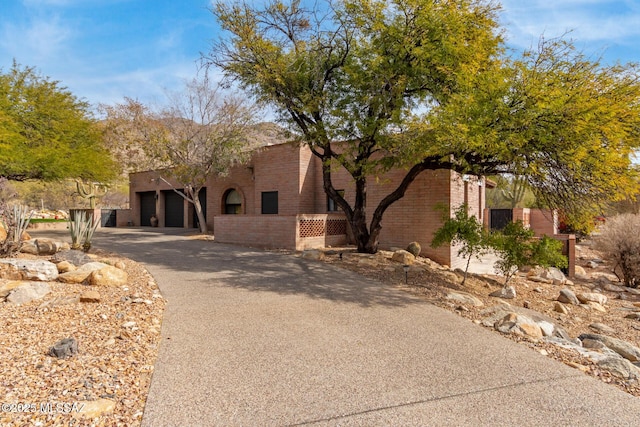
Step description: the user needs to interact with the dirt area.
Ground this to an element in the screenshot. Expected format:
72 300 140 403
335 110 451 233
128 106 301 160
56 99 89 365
321 240 640 397
0 251 166 427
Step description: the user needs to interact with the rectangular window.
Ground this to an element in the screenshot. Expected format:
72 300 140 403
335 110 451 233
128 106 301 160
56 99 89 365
261 191 279 214
327 190 345 212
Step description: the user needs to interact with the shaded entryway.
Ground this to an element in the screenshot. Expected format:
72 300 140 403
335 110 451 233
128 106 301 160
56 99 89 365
139 191 156 226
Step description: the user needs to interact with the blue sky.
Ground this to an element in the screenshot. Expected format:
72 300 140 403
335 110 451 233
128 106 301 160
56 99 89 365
1 0 640 111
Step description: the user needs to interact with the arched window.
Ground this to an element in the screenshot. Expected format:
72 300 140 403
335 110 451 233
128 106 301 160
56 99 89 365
224 189 242 214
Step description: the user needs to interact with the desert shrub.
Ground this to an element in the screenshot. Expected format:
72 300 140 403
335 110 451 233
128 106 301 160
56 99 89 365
490 221 567 286
431 204 490 285
406 241 421 257
0 204 33 257
595 214 640 287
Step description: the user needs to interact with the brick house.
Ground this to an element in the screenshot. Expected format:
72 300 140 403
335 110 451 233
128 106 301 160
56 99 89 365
128 141 487 268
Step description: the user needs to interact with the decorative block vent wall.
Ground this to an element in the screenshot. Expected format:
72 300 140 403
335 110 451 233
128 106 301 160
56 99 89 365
299 219 326 238
326 219 347 236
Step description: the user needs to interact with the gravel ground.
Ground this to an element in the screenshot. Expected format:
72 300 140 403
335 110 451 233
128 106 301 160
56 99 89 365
0 251 166 427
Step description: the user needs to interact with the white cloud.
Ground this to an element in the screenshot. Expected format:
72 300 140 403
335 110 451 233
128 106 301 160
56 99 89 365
499 0 640 46
0 14 74 64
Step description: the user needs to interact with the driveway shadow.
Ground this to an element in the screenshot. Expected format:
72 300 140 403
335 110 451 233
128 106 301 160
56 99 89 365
30 228 422 308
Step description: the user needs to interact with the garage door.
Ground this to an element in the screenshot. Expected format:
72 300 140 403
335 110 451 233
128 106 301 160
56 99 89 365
163 190 184 227
139 192 156 226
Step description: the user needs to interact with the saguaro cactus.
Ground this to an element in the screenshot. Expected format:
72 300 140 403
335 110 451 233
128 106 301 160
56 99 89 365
76 180 108 208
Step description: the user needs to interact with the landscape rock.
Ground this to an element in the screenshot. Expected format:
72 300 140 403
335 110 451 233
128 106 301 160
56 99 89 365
301 249 325 261
574 265 587 276
603 283 627 293
585 301 607 312
625 313 640 320
489 286 516 299
557 288 580 305
0 280 27 299
445 291 484 307
19 241 39 255
58 262 109 284
48 337 78 359
541 267 566 284
553 302 569 314
589 323 616 335
0 259 58 281
597 357 640 380
51 250 93 266
6 282 51 305
391 250 415 265
578 333 640 362
35 239 61 255
494 312 543 339
88 265 128 287
56 261 76 273
577 292 608 305
80 290 101 303
74 398 116 418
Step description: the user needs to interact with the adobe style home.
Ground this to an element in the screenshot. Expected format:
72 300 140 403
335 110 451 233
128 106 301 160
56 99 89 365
128 141 488 269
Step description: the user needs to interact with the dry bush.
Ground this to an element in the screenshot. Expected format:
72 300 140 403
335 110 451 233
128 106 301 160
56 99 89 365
595 214 640 287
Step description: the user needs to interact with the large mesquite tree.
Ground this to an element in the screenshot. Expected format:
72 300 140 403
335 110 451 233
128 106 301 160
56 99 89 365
207 0 640 253
0 62 115 182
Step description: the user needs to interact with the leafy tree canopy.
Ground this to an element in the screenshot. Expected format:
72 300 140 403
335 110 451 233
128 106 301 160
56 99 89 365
0 61 115 182
207 0 640 253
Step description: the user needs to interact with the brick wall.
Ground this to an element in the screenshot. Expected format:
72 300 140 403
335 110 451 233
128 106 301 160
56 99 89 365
214 215 298 248
530 209 558 237
129 143 486 267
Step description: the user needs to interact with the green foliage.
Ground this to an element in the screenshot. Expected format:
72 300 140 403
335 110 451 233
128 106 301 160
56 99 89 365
209 0 640 254
486 175 537 209
0 61 116 182
68 210 99 252
431 204 490 285
490 221 567 285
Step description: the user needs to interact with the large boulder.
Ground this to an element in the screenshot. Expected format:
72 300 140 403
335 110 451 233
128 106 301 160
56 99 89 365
0 259 58 281
0 280 29 299
445 291 484 307
557 288 580 305
391 250 415 265
578 333 640 362
58 262 109 284
87 265 128 287
577 292 607 306
494 312 543 339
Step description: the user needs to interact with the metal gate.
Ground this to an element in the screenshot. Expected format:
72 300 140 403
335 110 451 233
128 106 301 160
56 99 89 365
101 209 116 227
490 209 513 230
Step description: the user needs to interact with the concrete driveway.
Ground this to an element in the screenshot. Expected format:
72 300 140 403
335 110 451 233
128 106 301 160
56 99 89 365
72 228 640 425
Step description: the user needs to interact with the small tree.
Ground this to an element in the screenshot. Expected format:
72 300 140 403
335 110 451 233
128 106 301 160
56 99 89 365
490 221 567 286
595 214 640 287
431 204 490 285
101 71 257 233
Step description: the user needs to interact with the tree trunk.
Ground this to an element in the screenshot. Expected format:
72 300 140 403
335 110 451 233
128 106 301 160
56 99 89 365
186 187 208 234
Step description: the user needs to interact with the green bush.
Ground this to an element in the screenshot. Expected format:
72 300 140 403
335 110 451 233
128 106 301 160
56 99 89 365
431 205 490 285
490 221 567 285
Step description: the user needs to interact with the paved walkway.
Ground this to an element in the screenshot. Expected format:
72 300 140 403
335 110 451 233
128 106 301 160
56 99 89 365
44 228 640 425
